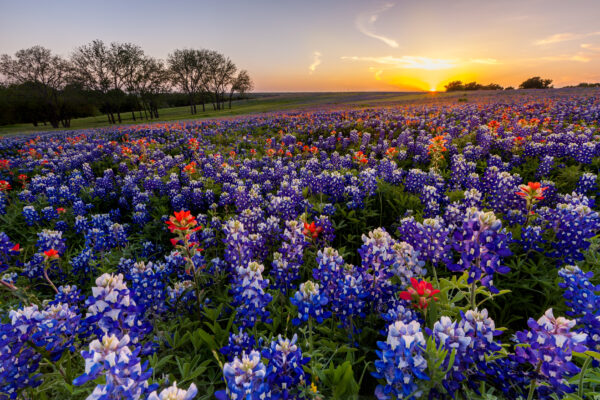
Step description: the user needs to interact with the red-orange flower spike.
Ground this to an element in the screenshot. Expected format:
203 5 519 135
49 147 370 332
183 161 197 175
43 249 60 260
385 147 398 158
303 222 323 239
399 278 440 310
165 210 202 233
516 182 547 201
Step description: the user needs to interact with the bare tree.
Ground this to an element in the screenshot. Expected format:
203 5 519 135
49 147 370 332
71 40 114 122
206 51 237 110
107 42 144 122
0 46 70 128
72 40 146 123
134 57 169 119
168 49 207 114
228 69 253 109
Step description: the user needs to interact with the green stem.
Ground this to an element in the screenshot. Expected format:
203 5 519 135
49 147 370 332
527 360 542 400
469 279 477 310
308 317 314 355
43 262 59 294
578 356 592 398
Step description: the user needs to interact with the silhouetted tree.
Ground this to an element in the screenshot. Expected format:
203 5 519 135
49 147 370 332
71 40 114 123
519 76 553 89
206 50 237 110
228 69 253 109
444 81 464 92
168 49 208 114
134 57 169 119
0 46 70 127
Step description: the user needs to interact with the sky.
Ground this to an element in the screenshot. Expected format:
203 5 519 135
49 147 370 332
1 0 600 92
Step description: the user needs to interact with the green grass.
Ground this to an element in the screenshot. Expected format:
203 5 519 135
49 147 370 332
2 88 594 135
1 90 525 135
0 92 446 135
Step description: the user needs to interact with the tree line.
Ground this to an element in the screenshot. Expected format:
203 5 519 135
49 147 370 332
0 41 253 128
444 76 555 92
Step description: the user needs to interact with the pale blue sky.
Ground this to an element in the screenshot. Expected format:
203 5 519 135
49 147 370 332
2 0 600 91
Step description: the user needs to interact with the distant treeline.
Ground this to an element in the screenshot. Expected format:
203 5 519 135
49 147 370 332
445 76 555 92
564 82 600 88
444 81 504 92
0 41 253 128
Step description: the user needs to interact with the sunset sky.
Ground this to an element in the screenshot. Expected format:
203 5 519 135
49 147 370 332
1 0 600 91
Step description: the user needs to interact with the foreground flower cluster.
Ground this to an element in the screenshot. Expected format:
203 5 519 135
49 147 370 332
1 90 600 399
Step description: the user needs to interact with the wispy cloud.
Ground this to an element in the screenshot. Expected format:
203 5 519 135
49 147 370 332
355 3 399 48
469 58 499 65
581 43 600 52
369 67 384 80
342 55 456 70
309 51 321 74
538 54 591 62
535 31 600 45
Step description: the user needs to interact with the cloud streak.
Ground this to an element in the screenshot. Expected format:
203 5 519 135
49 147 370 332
469 58 499 65
535 31 600 45
309 51 321 74
355 3 399 48
342 55 457 70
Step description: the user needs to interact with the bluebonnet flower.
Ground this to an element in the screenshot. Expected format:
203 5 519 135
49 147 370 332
231 261 273 328
514 308 588 398
373 320 429 399
420 185 445 218
536 155 554 179
382 299 421 328
49 284 84 307
450 154 476 189
83 273 152 347
0 193 6 215
126 261 168 316
220 329 257 362
73 333 157 399
329 263 367 331
148 382 198 400
390 241 426 288
398 216 450 266
479 357 529 399
358 228 398 312
313 246 345 297
575 172 597 195
271 220 308 293
166 280 197 314
404 169 429 194
132 202 150 226
218 350 270 400
22 205 40 226
558 265 600 351
223 219 254 269
41 206 59 221
0 315 42 398
26 303 81 361
545 200 600 263
291 280 330 325
1 296 83 398
520 225 545 252
0 232 20 275
262 334 310 399
36 229 66 255
71 247 96 277
313 214 335 244
446 210 511 293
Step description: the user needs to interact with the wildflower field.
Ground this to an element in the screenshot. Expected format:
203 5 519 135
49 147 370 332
2 90 600 400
